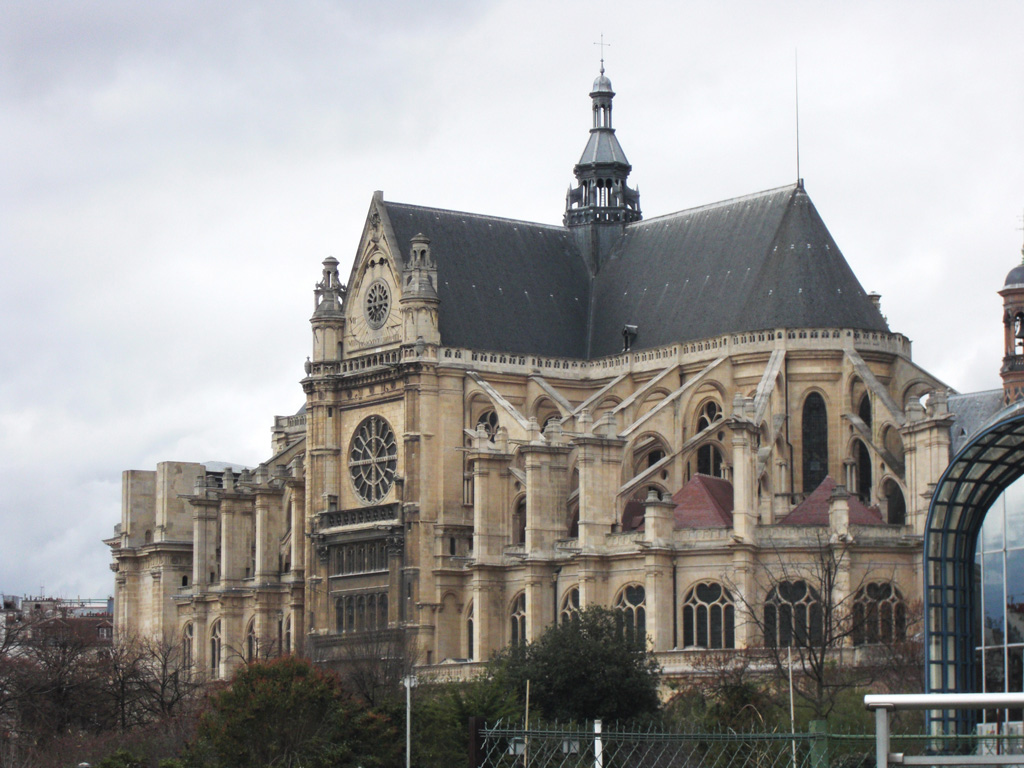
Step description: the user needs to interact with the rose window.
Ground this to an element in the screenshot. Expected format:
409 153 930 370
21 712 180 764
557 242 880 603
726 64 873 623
348 415 398 503
364 280 391 330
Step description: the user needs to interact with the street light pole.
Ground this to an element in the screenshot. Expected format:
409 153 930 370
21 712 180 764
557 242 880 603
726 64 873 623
403 674 417 768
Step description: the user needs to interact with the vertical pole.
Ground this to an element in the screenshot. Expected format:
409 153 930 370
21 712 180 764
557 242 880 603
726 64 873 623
789 645 797 768
524 680 530 768
875 707 890 768
468 717 485 768
594 719 603 768
809 720 828 768
406 677 412 768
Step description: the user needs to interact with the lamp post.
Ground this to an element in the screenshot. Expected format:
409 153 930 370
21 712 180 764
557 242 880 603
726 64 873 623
403 674 418 768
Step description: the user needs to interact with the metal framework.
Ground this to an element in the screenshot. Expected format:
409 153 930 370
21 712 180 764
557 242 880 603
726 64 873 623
925 403 1024 731
866 693 1024 767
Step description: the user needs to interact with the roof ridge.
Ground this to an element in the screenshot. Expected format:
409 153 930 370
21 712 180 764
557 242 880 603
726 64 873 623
629 183 798 226
384 200 568 232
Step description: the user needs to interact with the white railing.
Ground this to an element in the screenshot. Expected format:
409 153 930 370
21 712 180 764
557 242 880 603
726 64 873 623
865 693 1024 767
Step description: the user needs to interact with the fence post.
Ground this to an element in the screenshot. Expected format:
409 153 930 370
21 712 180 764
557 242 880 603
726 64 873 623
468 716 486 768
594 719 603 768
809 719 828 768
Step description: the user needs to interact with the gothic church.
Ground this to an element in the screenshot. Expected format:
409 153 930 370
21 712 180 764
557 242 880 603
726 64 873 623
108 66 953 679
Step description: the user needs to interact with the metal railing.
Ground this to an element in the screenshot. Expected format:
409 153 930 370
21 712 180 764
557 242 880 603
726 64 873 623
865 692 1024 768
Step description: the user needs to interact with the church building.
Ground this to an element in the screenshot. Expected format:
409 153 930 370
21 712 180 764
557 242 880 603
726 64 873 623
108 66 954 680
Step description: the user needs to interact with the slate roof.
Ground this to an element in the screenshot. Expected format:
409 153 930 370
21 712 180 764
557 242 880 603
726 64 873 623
379 183 888 360
672 474 734 529
776 476 885 526
948 389 1004 454
383 203 591 358
588 184 888 357
577 128 631 167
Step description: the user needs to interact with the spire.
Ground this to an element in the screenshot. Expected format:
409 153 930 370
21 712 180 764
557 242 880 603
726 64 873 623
564 63 641 228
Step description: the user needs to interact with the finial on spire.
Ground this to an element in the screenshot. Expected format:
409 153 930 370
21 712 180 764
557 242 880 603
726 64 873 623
594 33 610 74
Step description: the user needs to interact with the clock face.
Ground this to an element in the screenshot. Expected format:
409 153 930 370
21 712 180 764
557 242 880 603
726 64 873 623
364 279 391 330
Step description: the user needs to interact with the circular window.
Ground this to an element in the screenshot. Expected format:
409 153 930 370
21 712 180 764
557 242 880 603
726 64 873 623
348 415 398 503
364 280 391 330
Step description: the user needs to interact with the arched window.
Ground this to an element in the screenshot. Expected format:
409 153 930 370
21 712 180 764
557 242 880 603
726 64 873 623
378 593 388 629
466 602 474 661
764 581 822 647
182 623 193 670
476 409 499 440
246 620 257 662
852 582 906 645
884 479 907 525
356 595 366 632
695 401 724 477
615 585 646 644
802 393 829 492
512 498 526 546
858 393 872 429
683 582 735 649
335 598 345 633
209 620 222 678
284 615 292 653
855 439 872 504
561 587 580 623
510 593 527 646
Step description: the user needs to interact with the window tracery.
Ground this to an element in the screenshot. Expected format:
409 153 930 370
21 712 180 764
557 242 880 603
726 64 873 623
683 582 735 649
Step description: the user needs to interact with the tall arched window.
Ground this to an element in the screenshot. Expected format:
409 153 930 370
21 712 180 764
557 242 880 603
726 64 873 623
764 581 822 647
378 593 388 628
561 587 580 623
510 593 527 646
182 623 193 670
852 582 906 645
246 620 257 662
336 598 345 633
696 401 724 477
615 585 646 644
683 582 735 649
884 479 907 525
284 615 292 653
858 393 872 429
466 602 474 661
209 620 222 678
855 439 872 504
802 393 829 492
512 499 526 546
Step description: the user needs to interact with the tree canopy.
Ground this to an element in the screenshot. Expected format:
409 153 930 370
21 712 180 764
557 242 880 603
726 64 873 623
493 606 661 722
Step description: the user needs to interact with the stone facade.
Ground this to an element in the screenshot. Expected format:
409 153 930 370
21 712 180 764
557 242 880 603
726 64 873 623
109 68 955 681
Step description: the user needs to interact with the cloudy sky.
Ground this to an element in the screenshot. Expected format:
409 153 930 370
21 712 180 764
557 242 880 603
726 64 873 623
2 1 1022 599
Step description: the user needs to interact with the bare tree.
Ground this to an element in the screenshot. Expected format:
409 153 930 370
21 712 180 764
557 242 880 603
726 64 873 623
730 531 909 720
321 627 416 706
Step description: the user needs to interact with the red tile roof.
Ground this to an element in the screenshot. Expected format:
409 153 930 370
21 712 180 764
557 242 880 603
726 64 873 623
777 475 885 525
672 474 734 529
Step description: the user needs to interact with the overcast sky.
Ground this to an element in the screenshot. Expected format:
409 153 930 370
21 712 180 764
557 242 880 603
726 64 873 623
2 1 1022 600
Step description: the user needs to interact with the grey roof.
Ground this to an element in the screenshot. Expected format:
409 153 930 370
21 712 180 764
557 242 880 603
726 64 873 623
577 129 630 167
587 184 888 356
380 182 889 360
948 389 1006 454
384 203 591 358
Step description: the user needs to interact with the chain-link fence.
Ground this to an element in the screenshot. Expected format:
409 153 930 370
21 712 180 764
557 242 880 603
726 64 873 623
475 721 1022 768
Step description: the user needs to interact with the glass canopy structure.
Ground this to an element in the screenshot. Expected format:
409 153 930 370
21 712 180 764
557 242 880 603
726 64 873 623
926 401 1024 731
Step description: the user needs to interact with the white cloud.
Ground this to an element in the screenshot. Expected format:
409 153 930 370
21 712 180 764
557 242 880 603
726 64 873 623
1 0 1022 597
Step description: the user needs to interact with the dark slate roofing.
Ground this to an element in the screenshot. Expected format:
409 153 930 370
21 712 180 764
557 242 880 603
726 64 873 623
379 183 887 359
948 389 1005 454
587 184 889 357
578 129 630 167
672 474 734 529
777 476 885 526
383 202 590 358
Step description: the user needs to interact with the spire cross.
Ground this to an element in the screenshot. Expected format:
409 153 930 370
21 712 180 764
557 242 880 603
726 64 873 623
594 34 610 73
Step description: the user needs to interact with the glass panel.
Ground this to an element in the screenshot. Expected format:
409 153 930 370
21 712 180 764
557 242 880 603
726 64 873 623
983 495 1006 552
1007 478 1024 549
1006 548 1024 644
984 552 1005 646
